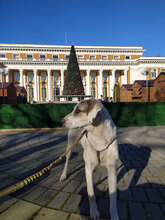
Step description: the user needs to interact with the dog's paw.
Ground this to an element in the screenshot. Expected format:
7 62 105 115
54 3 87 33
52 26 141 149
60 173 66 182
90 208 100 220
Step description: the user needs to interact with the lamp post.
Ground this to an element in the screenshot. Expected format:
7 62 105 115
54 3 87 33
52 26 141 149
0 64 8 104
141 67 149 102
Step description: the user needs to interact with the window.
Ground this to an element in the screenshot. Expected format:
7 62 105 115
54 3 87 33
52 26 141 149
125 56 130 59
29 88 34 99
0 54 5 58
53 87 60 101
102 56 108 60
53 55 58 60
28 73 34 82
91 73 96 82
78 55 83 60
103 86 108 98
103 73 108 82
27 55 33 60
13 54 20 59
14 73 20 82
161 69 165 72
81 73 84 81
66 55 69 60
54 73 59 82
42 87 47 100
41 73 47 82
151 69 157 78
90 56 95 60
91 86 96 98
114 55 120 60
115 74 120 83
40 55 46 60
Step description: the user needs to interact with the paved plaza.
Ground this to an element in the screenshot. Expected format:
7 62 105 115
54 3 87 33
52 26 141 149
0 126 165 220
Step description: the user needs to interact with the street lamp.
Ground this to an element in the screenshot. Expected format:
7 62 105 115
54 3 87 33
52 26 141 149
0 63 8 104
141 67 149 102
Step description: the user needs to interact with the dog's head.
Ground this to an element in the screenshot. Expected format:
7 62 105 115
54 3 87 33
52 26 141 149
62 99 102 129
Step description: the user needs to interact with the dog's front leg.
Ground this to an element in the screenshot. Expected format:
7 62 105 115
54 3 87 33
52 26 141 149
60 149 72 182
85 164 100 220
107 165 119 220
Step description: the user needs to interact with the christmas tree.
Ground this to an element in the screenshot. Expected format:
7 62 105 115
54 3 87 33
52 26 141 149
63 45 85 96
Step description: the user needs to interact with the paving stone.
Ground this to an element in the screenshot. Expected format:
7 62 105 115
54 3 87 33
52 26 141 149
34 207 69 220
76 182 87 196
159 188 165 199
51 179 70 191
63 194 82 212
144 203 165 220
132 188 148 202
129 202 146 220
136 176 150 187
34 189 57 205
48 191 70 209
0 200 40 220
97 197 110 218
0 195 18 212
23 186 47 201
63 180 81 193
78 197 89 216
69 213 91 220
145 188 164 203
117 200 128 220
119 188 133 200
40 175 59 187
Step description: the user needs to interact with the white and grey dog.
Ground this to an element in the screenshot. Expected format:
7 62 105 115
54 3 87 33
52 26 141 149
60 99 119 220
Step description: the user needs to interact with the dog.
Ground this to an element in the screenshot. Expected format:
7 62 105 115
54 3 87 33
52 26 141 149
60 99 119 220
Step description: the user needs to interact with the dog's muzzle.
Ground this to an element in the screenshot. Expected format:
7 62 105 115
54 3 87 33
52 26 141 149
61 118 65 127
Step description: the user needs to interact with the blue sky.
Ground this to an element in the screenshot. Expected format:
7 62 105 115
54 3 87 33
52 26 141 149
0 0 165 56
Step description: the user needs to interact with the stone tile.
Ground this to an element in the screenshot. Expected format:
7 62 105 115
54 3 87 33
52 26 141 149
40 175 59 187
144 203 165 220
34 189 57 205
119 188 133 200
63 180 81 193
117 200 128 220
145 188 164 203
0 200 40 220
51 179 70 191
129 202 146 220
132 188 148 202
23 186 47 201
63 194 82 212
0 195 18 212
48 191 70 209
34 207 69 220
69 214 91 220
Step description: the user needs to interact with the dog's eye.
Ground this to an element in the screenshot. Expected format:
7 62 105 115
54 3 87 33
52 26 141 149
75 109 81 114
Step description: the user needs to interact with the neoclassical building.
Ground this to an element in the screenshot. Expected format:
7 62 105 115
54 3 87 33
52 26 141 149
0 43 165 102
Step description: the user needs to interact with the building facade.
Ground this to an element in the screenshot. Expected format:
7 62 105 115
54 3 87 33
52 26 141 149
0 43 165 102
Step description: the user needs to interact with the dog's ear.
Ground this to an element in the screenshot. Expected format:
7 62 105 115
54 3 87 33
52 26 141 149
87 100 102 124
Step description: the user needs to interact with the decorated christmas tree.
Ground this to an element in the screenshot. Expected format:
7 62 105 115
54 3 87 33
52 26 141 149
63 45 85 96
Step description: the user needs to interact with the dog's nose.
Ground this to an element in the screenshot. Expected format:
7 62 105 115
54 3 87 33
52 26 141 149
61 118 65 126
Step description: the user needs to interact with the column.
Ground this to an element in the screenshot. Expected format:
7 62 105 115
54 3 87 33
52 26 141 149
98 68 103 99
6 69 9 82
110 69 116 98
34 69 38 102
86 68 90 95
123 69 128 85
47 69 52 101
19 69 24 86
61 68 64 94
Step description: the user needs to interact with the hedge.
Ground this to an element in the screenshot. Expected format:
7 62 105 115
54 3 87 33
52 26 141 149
0 102 164 129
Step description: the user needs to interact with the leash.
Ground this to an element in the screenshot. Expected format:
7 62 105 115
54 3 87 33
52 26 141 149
0 130 87 198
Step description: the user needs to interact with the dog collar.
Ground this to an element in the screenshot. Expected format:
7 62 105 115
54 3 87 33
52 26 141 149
85 130 116 163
